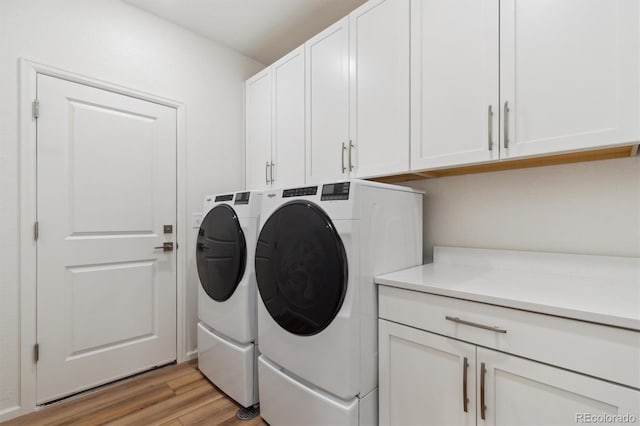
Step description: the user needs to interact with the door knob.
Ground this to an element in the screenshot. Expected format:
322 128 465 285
154 242 174 252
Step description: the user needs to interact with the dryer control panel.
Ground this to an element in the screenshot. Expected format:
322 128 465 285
321 182 350 201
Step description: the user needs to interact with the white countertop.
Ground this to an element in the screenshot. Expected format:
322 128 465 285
375 247 640 331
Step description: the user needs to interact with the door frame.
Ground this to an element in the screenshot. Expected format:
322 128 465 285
18 58 188 416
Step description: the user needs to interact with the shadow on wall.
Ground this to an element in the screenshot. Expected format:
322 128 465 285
399 155 640 263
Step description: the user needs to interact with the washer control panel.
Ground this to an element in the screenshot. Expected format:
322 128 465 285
282 186 318 198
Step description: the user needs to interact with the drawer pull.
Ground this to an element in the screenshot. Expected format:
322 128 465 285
445 316 507 334
480 362 487 420
462 357 469 413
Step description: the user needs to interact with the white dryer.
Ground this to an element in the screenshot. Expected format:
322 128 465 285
196 190 261 410
255 180 422 425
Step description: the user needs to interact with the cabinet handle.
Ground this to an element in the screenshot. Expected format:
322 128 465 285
445 316 507 333
341 142 347 173
503 101 510 149
488 105 494 151
480 362 487 420
349 140 354 172
463 357 469 413
270 161 275 184
265 161 269 186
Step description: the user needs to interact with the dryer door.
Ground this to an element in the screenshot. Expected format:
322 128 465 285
255 201 348 336
196 205 247 302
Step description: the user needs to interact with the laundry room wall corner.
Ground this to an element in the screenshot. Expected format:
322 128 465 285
1 0 263 420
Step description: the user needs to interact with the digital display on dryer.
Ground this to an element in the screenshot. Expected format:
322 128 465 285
234 192 250 205
321 182 350 201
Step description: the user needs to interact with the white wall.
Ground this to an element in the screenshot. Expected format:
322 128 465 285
0 0 263 419
401 156 640 262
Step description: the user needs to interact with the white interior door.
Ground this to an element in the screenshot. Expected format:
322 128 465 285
245 69 273 190
36 74 177 403
272 45 305 187
410 0 499 170
350 0 410 178
305 16 350 184
500 0 640 158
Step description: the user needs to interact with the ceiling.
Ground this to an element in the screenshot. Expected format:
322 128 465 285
124 0 367 64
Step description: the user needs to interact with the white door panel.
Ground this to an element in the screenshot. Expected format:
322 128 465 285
36 74 177 403
246 69 272 190
501 0 640 157
350 0 410 178
379 320 476 426
411 0 499 170
272 46 305 187
305 17 350 184
478 347 640 425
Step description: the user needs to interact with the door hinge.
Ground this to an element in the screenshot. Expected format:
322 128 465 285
32 100 40 119
33 221 39 241
33 343 39 363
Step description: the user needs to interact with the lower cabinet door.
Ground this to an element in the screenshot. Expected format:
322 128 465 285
379 319 476 426
477 347 640 426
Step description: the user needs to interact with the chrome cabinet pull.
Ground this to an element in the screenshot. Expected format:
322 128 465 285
445 316 507 334
341 142 347 173
488 105 494 151
503 101 510 149
480 362 487 420
463 357 469 413
270 161 275 184
265 161 269 186
349 140 354 172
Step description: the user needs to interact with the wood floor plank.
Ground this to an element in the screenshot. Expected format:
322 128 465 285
107 383 219 426
55 384 175 426
5 363 195 426
173 378 216 396
159 419 184 426
177 394 242 426
4 361 266 426
167 371 204 391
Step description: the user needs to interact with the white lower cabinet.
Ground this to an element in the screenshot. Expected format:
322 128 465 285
479 347 640 426
379 320 476 426
380 317 640 426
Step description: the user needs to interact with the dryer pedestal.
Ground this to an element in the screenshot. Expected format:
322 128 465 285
198 322 258 408
258 356 377 426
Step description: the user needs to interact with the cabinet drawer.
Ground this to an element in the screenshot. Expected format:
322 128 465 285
379 285 640 389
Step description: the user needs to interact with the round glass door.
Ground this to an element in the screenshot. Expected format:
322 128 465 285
255 201 348 336
196 204 247 302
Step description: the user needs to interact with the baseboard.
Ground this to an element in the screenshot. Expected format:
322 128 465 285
184 349 198 362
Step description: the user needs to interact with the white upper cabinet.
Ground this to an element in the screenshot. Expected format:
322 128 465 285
245 69 272 190
350 0 410 177
249 0 639 182
501 0 640 158
272 46 305 187
411 0 499 171
305 17 350 184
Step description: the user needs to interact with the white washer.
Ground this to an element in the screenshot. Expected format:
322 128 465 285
255 180 423 425
196 190 262 408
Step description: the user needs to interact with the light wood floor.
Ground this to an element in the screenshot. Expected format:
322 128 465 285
4 360 267 426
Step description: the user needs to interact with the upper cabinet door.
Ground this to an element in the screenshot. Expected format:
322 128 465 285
305 17 350 184
272 46 306 188
410 0 499 171
246 69 272 190
350 0 410 178
501 0 640 159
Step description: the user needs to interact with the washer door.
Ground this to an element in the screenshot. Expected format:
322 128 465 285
255 201 348 336
196 204 247 302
